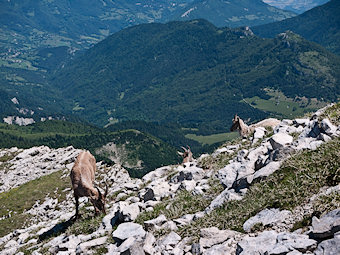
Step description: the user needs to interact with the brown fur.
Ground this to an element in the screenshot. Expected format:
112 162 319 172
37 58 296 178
178 146 194 164
70 151 107 218
230 114 281 138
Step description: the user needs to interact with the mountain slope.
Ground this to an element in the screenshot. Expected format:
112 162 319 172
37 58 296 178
0 104 339 253
263 0 329 13
0 0 192 50
252 0 340 55
176 0 296 27
53 20 340 129
0 120 180 176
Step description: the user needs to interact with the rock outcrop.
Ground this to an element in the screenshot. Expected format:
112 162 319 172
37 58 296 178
0 104 339 254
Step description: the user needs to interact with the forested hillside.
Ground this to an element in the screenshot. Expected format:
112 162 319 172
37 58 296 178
0 121 180 177
253 0 340 55
53 19 340 131
176 0 295 27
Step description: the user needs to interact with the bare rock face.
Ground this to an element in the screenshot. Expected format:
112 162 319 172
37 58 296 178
310 209 340 240
1 105 339 255
199 227 239 249
112 222 146 244
269 133 293 150
0 146 82 193
243 208 292 233
236 231 317 254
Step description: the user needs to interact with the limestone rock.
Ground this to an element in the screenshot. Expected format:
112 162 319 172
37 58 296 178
77 236 107 253
310 209 340 240
144 214 167 231
253 161 282 182
112 222 146 244
320 118 338 137
243 208 291 232
120 203 140 222
157 231 181 248
199 227 238 248
314 234 340 255
236 231 317 254
269 133 293 150
205 189 242 213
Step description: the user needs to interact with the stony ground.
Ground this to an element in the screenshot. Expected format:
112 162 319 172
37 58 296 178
0 104 339 255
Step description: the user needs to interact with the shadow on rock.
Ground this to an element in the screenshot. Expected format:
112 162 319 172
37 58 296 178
38 217 76 242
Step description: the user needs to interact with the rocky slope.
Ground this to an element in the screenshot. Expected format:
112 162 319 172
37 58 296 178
0 103 339 254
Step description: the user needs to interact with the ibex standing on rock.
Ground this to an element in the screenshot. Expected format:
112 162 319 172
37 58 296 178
230 114 281 138
70 151 108 218
178 146 194 164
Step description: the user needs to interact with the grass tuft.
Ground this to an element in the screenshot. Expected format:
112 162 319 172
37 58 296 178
178 137 340 241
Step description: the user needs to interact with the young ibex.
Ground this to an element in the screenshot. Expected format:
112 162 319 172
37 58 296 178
178 145 193 163
70 151 108 218
230 114 281 138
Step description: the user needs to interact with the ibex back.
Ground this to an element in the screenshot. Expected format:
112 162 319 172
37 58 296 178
70 151 107 218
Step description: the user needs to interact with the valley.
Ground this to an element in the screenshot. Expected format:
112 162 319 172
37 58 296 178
0 1 339 254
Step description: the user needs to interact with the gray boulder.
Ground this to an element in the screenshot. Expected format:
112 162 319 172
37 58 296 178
76 236 107 254
243 208 291 233
253 161 282 182
199 227 238 248
112 222 146 244
236 231 316 254
293 118 310 127
269 133 293 150
205 189 242 213
310 209 340 240
314 233 340 255
144 214 167 231
299 119 321 138
120 203 140 222
320 118 338 137
117 236 145 255
204 242 235 255
157 231 181 250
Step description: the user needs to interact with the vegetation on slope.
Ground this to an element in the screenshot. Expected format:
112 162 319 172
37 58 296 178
0 120 180 176
252 0 340 55
136 103 340 241
0 170 70 237
53 19 340 130
177 0 296 27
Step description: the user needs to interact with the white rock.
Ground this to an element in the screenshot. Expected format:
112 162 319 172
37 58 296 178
199 227 238 248
121 203 140 222
253 161 282 182
144 214 167 231
243 208 291 232
178 180 197 192
112 222 146 243
269 133 293 150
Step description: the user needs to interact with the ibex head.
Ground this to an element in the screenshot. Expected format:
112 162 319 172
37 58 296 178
178 145 193 163
230 114 240 132
91 183 108 214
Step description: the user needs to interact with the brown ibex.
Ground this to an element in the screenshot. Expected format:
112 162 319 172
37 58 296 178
230 114 281 138
70 151 108 218
178 145 193 163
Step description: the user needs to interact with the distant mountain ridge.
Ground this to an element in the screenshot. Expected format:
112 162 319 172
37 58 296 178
263 0 329 13
52 19 340 129
176 0 296 27
253 0 340 55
